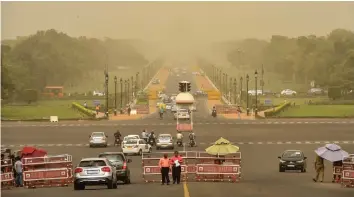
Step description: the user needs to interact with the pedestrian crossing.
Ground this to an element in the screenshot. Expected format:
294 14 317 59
1 120 354 127
2 140 354 148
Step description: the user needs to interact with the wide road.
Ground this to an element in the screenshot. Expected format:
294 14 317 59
2 67 354 197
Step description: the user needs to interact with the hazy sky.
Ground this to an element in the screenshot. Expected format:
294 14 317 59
2 1 354 44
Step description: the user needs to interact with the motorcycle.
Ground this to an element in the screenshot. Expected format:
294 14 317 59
177 139 183 147
189 139 196 147
212 110 217 118
148 137 155 146
114 138 122 146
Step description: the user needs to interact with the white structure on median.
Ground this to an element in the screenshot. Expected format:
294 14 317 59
175 92 195 132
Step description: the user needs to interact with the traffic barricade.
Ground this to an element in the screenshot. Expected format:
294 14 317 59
333 166 343 183
22 154 73 188
341 154 354 188
195 152 241 182
1 158 14 189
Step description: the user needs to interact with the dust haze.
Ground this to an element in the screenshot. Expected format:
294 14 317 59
2 1 354 62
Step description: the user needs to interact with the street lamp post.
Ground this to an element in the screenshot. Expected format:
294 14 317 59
124 80 127 107
104 71 109 118
120 78 123 114
255 70 258 116
219 70 222 89
225 74 228 97
240 76 243 104
261 64 264 95
246 74 249 116
127 79 130 104
131 76 134 101
233 78 237 104
114 76 117 116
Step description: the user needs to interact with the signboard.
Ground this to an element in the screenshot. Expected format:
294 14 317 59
93 100 100 106
196 165 240 174
264 99 272 106
23 169 69 181
342 170 354 179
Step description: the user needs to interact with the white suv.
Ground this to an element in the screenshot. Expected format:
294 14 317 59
74 157 117 190
122 139 152 155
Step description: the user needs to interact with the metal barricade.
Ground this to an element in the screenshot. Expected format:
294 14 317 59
195 152 241 182
333 166 343 183
142 151 242 183
1 159 14 189
341 154 354 188
22 154 73 188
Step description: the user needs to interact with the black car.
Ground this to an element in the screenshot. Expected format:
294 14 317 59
98 152 132 184
278 150 307 172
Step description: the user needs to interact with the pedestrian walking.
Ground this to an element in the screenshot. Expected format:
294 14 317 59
170 151 183 184
128 106 131 116
159 153 171 185
236 106 242 119
313 155 324 182
95 105 99 115
14 157 23 187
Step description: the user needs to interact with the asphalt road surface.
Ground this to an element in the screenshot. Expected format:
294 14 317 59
2 67 354 197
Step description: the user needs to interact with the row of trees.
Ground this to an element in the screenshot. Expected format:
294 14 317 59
224 29 354 90
1 29 149 100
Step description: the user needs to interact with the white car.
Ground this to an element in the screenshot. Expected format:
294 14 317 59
281 89 297 96
171 105 177 113
174 109 190 120
122 139 152 155
89 132 108 147
166 103 172 110
122 135 140 146
248 90 263 96
93 91 104 96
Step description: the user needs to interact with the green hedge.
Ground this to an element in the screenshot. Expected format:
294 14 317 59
309 100 354 105
264 102 291 117
71 102 96 118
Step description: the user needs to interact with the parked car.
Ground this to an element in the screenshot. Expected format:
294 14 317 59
156 134 174 150
174 109 190 120
93 91 104 96
278 150 307 172
98 152 132 184
89 132 108 147
122 139 152 155
281 89 297 96
248 90 263 96
74 157 117 190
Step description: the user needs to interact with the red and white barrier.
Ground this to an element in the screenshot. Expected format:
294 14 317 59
342 154 354 188
22 154 73 188
1 159 14 189
141 151 242 183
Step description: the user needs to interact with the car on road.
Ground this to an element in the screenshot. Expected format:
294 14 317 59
307 88 325 96
152 79 160 84
122 139 152 155
248 90 263 96
98 152 132 184
74 157 117 190
166 103 173 110
156 134 174 150
278 150 307 172
174 108 190 120
171 105 178 113
281 89 297 96
89 132 108 147
122 135 140 146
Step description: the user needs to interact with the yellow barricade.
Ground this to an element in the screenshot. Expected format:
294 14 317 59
206 90 220 96
208 95 220 100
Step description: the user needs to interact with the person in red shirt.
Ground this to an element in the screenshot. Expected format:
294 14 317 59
170 151 183 184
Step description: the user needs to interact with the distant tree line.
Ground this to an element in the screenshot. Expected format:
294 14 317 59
224 29 354 93
1 29 149 100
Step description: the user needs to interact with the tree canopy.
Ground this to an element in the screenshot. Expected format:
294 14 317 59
1 29 149 99
224 29 354 90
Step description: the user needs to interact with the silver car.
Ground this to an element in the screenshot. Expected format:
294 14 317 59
74 157 117 190
156 134 174 150
89 132 108 147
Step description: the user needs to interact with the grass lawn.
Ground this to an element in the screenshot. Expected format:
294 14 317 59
1 100 103 120
259 97 328 106
278 105 354 117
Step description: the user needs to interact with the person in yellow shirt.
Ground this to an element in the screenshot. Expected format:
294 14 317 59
159 153 171 185
313 155 324 182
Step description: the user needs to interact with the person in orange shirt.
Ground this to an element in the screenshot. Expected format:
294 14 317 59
159 153 171 185
170 151 183 184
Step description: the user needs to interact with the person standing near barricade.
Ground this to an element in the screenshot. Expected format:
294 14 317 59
14 156 23 187
159 153 171 185
170 151 183 184
313 155 324 182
